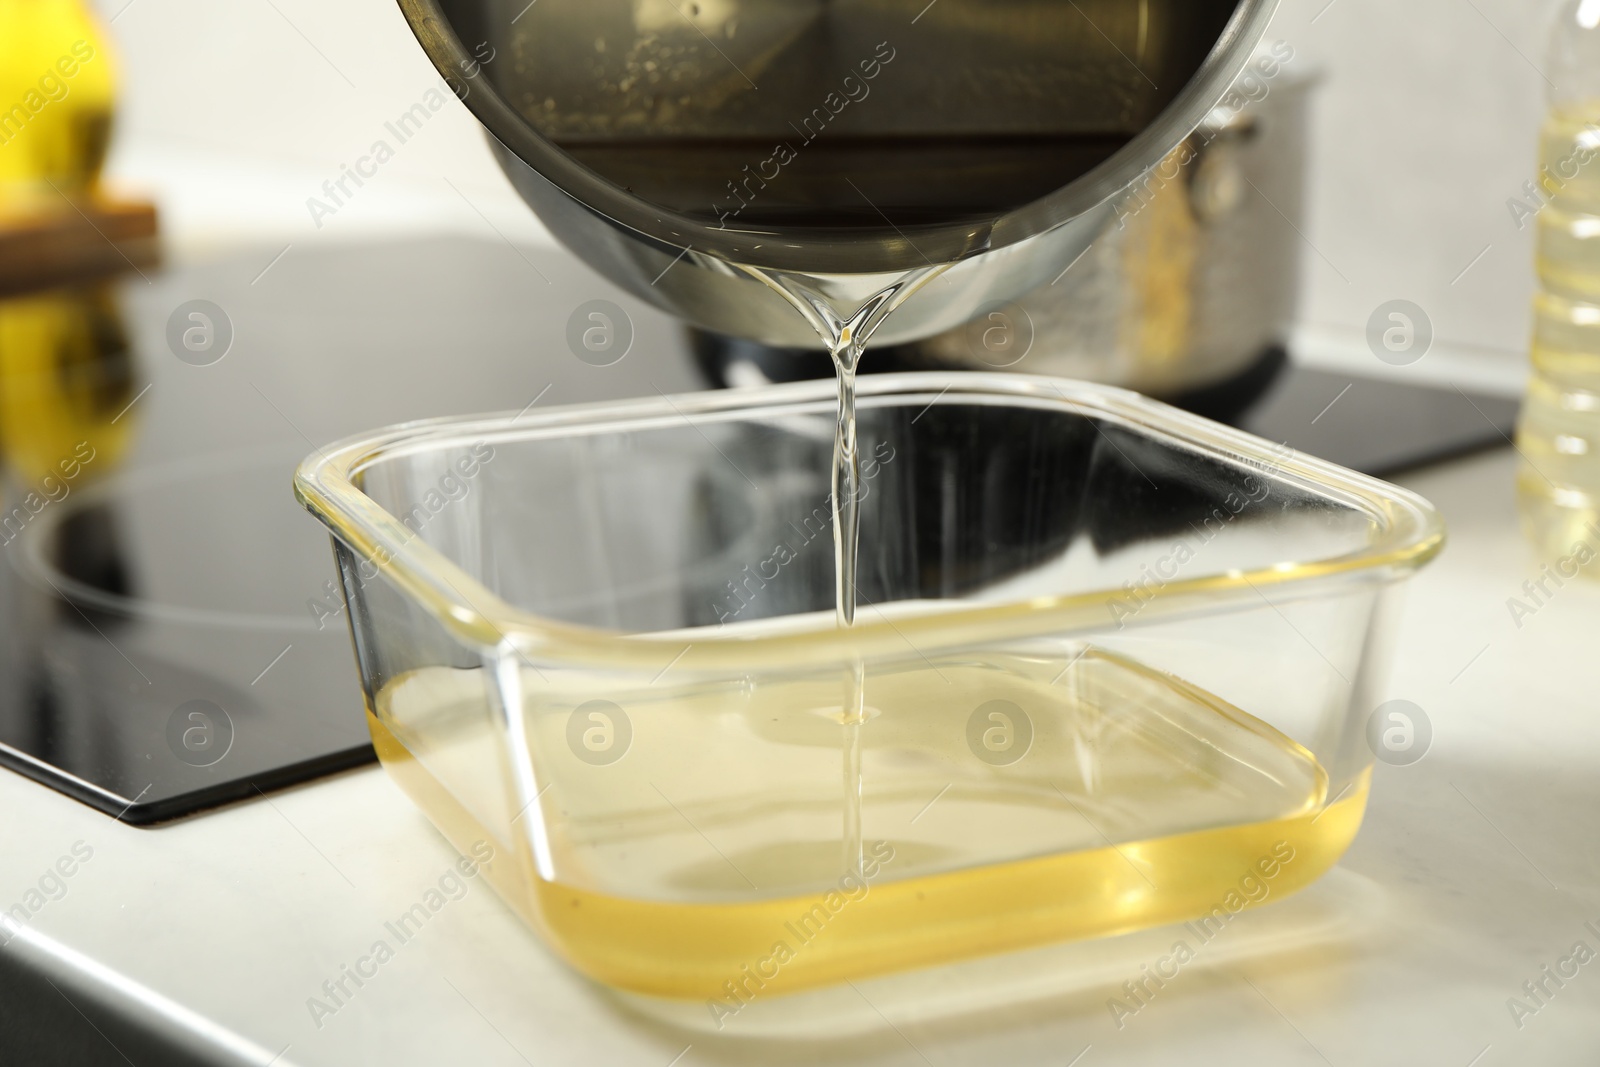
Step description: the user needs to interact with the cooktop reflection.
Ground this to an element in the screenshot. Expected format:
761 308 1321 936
0 237 701 823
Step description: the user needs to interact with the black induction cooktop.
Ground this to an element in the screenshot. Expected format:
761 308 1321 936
0 236 1517 823
0 236 702 824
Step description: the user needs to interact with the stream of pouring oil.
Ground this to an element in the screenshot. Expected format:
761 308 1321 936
364 264 1353 1003
745 265 949 878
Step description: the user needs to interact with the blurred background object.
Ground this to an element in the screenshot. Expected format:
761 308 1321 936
0 282 136 480
0 0 144 575
1515 0 1600 567
0 0 116 198
912 52 1309 401
0 0 157 293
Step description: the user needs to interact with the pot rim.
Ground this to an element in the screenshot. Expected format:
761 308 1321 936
396 0 1282 274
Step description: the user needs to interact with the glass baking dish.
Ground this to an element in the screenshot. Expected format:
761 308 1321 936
294 373 1443 1002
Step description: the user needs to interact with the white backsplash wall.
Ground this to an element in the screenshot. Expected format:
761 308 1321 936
1272 0 1550 386
89 0 1552 382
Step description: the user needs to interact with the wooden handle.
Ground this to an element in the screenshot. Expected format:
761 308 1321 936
0 193 160 296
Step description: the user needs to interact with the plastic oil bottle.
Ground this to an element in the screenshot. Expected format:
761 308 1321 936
1516 0 1600 564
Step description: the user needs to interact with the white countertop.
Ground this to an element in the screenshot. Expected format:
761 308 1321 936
5 441 1599 1066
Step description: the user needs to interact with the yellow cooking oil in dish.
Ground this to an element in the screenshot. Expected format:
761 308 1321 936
367 647 1366 999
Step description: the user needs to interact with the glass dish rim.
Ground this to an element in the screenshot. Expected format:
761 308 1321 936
294 372 1445 671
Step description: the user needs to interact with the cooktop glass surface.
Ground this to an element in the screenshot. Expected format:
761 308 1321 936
0 237 701 823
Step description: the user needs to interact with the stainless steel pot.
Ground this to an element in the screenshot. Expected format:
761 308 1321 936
398 0 1279 347
907 43 1313 395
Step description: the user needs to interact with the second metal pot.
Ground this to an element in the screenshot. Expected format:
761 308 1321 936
909 43 1313 396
